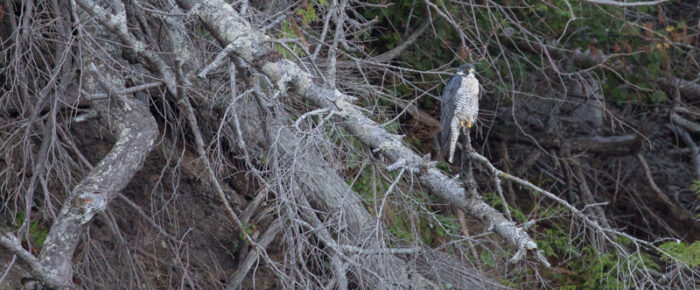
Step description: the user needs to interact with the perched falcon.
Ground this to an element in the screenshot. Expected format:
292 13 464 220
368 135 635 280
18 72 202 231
440 64 479 163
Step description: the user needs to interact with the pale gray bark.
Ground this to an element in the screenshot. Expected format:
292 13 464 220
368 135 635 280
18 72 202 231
227 221 282 290
66 0 455 287
226 96 440 289
0 234 65 288
4 3 162 287
179 0 541 262
661 77 700 102
30 67 157 288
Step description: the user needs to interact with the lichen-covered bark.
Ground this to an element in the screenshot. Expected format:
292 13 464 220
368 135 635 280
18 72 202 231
34 67 158 287
179 0 540 264
28 5 160 284
0 234 65 288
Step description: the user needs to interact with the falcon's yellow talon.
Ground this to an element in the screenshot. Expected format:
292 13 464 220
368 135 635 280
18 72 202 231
467 121 472 128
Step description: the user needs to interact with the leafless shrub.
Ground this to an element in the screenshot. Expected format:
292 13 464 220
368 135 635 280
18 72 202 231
0 0 698 289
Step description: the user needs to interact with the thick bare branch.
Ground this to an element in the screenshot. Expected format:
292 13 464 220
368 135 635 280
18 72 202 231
33 68 158 286
222 92 439 288
661 77 700 101
0 234 66 288
180 0 544 263
494 125 641 156
671 113 700 133
670 125 700 180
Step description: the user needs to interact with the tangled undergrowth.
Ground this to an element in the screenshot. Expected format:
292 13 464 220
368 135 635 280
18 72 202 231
1 0 699 289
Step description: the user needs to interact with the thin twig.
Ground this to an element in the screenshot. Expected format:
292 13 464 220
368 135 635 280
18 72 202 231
86 81 163 100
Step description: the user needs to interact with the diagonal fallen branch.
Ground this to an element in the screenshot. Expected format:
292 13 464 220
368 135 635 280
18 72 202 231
226 221 282 290
225 93 440 288
179 0 545 265
582 0 670 7
469 151 606 233
76 0 445 286
6 61 159 288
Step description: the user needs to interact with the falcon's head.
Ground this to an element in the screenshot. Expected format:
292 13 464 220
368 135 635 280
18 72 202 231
457 63 475 76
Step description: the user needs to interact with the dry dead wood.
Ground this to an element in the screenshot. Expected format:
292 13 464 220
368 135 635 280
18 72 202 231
178 0 544 265
1 65 158 288
226 221 282 290
223 97 441 288
65 0 468 287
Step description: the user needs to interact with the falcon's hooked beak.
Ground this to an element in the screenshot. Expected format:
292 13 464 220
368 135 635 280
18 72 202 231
460 120 473 128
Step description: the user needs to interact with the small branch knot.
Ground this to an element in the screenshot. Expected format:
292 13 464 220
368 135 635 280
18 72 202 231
77 192 108 224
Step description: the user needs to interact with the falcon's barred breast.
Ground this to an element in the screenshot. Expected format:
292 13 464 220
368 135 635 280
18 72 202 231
440 64 480 163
